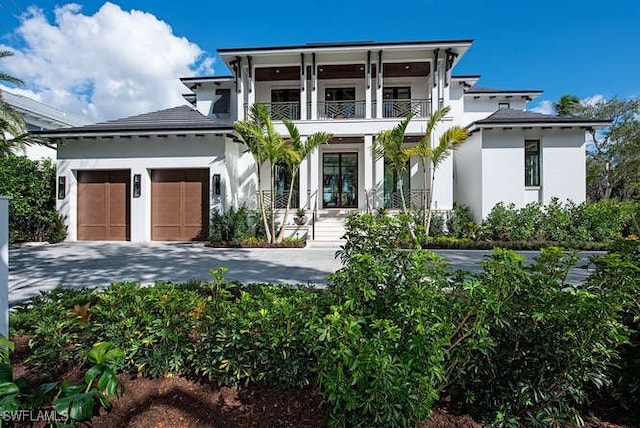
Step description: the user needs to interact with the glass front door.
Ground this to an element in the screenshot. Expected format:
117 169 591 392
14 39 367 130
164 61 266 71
323 153 358 208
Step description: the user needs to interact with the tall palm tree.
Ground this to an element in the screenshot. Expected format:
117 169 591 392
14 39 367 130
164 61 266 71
373 113 413 214
0 51 28 155
406 106 468 236
279 120 332 242
234 103 292 244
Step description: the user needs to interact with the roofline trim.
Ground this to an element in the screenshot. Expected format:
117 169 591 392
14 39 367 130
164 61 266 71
217 39 474 55
34 127 235 139
465 90 544 95
179 75 234 82
468 120 610 131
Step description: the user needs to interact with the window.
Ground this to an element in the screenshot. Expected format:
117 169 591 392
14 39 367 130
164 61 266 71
325 88 355 101
271 89 300 103
498 102 510 110
213 89 230 115
383 87 412 117
525 140 540 187
383 87 411 100
384 158 410 208
274 161 299 208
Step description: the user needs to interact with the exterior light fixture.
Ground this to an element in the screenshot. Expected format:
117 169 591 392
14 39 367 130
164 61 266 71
57 176 66 199
133 174 141 198
213 174 221 196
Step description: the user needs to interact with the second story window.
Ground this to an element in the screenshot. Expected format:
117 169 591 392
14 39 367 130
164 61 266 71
525 140 540 187
324 88 358 118
270 89 300 120
383 87 411 117
498 102 510 110
213 89 230 115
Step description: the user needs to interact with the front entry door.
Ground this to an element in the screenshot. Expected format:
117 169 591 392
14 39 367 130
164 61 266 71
323 153 358 208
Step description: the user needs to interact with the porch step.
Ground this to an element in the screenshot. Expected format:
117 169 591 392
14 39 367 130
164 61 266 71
311 211 349 242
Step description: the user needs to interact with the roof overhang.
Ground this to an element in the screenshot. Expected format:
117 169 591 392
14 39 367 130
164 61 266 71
179 75 234 91
467 120 610 134
465 90 543 101
34 126 235 140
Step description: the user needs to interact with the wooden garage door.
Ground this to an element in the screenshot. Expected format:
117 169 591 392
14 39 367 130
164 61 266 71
151 169 209 241
77 170 130 240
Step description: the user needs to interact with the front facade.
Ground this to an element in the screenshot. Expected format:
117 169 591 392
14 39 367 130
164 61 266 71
39 39 607 242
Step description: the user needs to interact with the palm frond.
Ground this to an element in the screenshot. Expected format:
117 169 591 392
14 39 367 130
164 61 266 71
432 127 468 167
0 51 24 86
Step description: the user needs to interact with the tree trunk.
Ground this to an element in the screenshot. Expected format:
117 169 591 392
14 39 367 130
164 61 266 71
276 170 298 243
425 165 436 238
256 164 272 243
269 163 276 244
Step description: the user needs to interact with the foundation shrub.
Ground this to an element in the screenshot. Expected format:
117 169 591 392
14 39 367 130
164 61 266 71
446 203 474 238
209 205 264 244
448 247 630 426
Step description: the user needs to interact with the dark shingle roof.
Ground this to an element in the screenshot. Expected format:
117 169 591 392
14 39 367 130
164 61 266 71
472 109 610 126
465 86 543 94
34 105 232 136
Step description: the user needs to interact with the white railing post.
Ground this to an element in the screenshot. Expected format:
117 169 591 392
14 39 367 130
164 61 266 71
0 196 11 338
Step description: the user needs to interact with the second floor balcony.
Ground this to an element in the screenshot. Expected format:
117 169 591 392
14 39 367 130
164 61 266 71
246 98 433 122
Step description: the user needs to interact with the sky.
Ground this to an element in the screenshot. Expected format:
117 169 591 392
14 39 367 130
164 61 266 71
0 0 638 123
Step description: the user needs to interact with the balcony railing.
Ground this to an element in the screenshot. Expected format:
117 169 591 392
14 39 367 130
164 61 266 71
384 189 429 209
373 99 432 118
264 102 301 120
260 189 299 209
317 100 366 120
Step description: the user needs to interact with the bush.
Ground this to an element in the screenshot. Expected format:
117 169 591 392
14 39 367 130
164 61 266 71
448 247 630 426
0 154 67 243
209 205 264 244
446 203 474 238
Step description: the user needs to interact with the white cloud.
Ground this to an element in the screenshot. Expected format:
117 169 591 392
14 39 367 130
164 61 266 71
581 94 605 107
530 100 554 115
1 2 213 123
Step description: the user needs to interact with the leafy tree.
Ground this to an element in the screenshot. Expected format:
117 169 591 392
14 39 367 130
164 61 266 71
0 50 28 155
558 95 640 201
406 106 468 235
554 94 580 116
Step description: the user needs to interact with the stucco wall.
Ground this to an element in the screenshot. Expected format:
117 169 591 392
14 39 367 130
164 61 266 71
57 135 228 242
453 132 483 221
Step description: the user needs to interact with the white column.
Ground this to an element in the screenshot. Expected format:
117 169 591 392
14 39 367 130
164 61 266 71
365 63 372 119
309 148 320 210
363 135 373 210
0 196 11 337
299 157 308 209
300 57 308 120
247 64 256 112
375 59 383 119
311 61 318 120
236 64 245 121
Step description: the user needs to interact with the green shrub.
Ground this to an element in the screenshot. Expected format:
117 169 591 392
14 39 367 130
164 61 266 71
448 247 630 426
446 203 474 238
209 205 264 244
192 283 321 386
0 154 67 243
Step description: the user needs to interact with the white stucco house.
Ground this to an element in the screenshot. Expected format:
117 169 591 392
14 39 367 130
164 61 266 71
2 89 87 160
36 39 608 242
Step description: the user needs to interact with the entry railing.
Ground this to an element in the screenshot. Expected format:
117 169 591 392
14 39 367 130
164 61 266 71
384 189 428 209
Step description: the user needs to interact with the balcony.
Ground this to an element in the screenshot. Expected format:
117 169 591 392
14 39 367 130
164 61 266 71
378 99 432 118
317 100 366 120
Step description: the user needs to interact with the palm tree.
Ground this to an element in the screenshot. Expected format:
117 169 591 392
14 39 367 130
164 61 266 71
406 106 468 236
373 114 413 215
0 51 28 155
234 103 291 243
279 120 332 242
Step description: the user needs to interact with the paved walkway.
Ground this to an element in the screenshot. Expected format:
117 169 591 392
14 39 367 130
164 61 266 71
8 242 602 307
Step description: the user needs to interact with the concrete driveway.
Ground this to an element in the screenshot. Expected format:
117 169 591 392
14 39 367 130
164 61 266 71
8 242 602 307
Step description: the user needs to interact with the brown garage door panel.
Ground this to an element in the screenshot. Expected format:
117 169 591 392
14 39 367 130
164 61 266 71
77 170 130 241
151 169 209 241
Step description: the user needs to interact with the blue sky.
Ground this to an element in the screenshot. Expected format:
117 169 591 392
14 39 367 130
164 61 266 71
1 0 638 121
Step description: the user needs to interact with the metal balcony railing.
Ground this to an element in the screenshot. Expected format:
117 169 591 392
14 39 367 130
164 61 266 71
317 100 366 119
265 102 301 120
260 190 299 209
384 189 429 209
381 99 432 118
